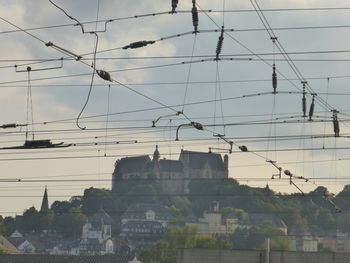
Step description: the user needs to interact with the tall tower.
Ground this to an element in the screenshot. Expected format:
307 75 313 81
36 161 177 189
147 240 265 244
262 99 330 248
153 145 160 162
40 186 49 212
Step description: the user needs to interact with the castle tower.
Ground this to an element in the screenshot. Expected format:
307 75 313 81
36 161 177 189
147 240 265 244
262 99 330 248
40 186 49 212
153 145 160 162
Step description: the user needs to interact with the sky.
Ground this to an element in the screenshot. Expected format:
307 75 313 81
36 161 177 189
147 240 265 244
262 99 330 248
1 0 350 216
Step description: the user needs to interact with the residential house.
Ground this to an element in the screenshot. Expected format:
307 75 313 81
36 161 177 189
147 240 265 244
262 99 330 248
80 208 114 255
186 201 236 235
290 230 318 252
0 254 138 263
0 234 19 254
120 203 172 250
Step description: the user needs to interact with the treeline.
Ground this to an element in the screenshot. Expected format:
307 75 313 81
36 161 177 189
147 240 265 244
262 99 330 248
1 175 350 247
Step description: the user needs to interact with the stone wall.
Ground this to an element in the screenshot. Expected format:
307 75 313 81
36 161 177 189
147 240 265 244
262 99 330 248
177 249 350 263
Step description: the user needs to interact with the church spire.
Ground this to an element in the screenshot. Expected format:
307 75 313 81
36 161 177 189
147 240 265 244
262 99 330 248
40 186 49 212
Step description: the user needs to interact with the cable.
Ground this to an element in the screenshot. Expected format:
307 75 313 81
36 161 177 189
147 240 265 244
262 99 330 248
76 33 99 130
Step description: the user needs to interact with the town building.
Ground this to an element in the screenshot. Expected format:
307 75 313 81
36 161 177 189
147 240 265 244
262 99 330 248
290 230 318 252
120 203 172 250
320 232 350 252
0 234 19 254
186 202 288 236
112 146 229 194
80 208 114 255
186 201 233 235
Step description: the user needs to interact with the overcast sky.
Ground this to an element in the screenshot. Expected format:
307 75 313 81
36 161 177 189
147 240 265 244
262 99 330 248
1 0 350 216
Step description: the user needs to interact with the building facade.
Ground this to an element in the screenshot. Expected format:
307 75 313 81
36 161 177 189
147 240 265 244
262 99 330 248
112 146 229 194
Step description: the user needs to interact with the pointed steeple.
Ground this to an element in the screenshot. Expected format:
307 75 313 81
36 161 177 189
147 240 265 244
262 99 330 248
40 186 49 212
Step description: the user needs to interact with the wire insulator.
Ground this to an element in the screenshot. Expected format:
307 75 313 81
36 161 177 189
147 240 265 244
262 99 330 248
1 123 17 129
215 27 224 60
122 40 155 50
192 4 199 33
302 81 307 117
272 64 277 93
308 95 316 121
96 70 112 82
239 145 248 152
192 122 203 130
332 110 340 137
284 170 292 176
302 97 307 117
172 0 178 13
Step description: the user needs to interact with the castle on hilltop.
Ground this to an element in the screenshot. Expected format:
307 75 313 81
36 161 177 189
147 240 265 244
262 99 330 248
112 146 229 195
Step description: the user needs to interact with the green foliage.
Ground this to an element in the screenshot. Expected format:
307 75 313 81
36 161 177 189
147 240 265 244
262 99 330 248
82 187 116 216
220 207 244 220
0 248 9 255
38 210 54 231
17 206 40 232
3 217 15 235
0 216 5 234
53 207 86 237
231 222 290 250
140 226 233 263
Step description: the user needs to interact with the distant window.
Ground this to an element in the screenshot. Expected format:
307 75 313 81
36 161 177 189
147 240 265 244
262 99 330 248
146 210 156 220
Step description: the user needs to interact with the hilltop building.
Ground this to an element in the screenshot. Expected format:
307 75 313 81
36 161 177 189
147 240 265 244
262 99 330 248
112 146 229 194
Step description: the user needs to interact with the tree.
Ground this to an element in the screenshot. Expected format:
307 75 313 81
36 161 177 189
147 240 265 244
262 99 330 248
3 217 15 235
220 207 244 221
16 206 40 232
231 223 290 250
81 187 115 216
38 210 54 231
0 216 5 234
140 226 233 263
53 207 86 237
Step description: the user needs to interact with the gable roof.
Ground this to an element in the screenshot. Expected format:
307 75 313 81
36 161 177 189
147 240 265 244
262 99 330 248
180 150 225 171
89 208 113 227
0 254 134 263
122 203 172 221
0 235 20 254
114 155 151 174
240 213 287 229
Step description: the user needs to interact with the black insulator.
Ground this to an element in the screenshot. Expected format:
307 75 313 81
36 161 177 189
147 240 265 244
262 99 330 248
284 170 292 176
122 40 155 50
239 145 248 152
301 82 307 117
215 28 224 60
332 110 340 137
192 6 199 32
1 123 17 129
272 64 277 93
96 70 112 82
308 95 316 121
334 121 340 137
192 122 203 130
172 0 178 12
302 96 307 117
